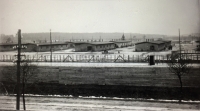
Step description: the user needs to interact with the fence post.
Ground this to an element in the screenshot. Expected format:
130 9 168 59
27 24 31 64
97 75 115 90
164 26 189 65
191 54 192 60
167 55 168 60
128 55 130 62
2 55 4 62
138 55 139 62
9 55 11 61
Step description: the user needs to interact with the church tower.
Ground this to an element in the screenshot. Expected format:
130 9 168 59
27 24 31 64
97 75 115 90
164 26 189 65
121 33 125 40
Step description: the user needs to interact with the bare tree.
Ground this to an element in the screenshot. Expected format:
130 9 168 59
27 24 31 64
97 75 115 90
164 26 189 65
167 52 193 102
21 60 38 110
1 60 39 110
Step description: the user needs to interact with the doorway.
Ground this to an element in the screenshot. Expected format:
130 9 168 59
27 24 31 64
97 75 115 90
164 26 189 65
87 46 92 51
150 46 155 51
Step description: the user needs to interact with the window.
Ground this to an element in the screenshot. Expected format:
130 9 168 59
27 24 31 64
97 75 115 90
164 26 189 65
46 46 48 48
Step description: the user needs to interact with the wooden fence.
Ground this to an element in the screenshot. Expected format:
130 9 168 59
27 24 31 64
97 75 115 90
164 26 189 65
0 51 200 63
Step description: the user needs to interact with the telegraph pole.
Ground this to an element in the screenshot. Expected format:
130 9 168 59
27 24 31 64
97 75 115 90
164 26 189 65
50 29 52 62
16 29 21 110
179 29 181 60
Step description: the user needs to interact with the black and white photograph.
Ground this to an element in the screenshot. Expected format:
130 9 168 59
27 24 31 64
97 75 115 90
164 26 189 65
0 0 200 110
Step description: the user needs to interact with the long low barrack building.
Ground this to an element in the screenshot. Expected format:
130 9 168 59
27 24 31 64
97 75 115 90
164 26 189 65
135 40 171 51
0 43 37 52
74 42 116 52
0 42 74 52
35 42 73 52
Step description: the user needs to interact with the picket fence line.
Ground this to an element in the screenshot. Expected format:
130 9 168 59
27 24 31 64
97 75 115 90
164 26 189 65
0 53 200 63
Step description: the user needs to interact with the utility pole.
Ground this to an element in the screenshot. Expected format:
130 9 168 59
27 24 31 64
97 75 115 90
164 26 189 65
179 29 181 60
16 29 21 110
50 29 52 62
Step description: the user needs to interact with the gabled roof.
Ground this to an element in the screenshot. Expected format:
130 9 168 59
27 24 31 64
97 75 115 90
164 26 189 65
36 42 72 46
0 41 73 46
110 40 131 43
73 41 115 45
0 43 36 46
90 42 114 45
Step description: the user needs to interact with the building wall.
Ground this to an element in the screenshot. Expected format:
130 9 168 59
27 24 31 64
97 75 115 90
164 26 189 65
135 43 159 51
135 42 171 51
0 45 16 51
164 41 172 48
75 43 116 52
75 44 92 52
22 44 37 52
93 44 115 51
37 43 72 52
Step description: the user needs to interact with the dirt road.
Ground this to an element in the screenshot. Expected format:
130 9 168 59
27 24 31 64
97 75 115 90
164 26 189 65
0 96 199 111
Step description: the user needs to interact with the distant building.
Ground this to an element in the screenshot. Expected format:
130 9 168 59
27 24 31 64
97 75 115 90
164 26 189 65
135 40 171 51
74 42 115 52
0 43 18 52
35 42 73 52
0 43 36 52
0 42 73 52
111 40 132 48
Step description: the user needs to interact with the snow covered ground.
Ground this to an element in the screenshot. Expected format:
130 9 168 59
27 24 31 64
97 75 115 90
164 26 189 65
1 62 200 68
0 95 199 111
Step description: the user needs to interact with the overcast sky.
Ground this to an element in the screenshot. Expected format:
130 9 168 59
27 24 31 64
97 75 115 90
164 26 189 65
0 0 199 35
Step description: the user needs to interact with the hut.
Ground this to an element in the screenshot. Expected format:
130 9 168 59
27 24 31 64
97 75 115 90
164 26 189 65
74 42 115 52
35 42 73 52
135 40 171 51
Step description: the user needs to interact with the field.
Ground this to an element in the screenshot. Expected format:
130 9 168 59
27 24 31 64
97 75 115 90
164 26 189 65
1 65 200 100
